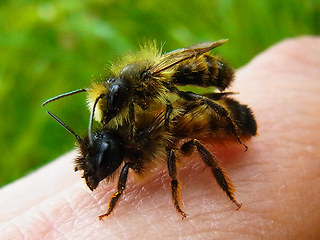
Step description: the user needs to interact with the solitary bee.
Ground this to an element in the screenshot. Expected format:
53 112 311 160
42 40 246 149
46 92 256 219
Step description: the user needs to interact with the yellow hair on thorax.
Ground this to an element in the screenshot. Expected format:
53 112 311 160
109 40 162 76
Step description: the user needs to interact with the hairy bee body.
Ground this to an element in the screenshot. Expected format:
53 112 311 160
43 40 243 147
84 40 234 131
69 95 257 219
43 40 258 219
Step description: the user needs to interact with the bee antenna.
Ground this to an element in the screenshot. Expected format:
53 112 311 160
88 94 105 145
42 88 88 107
46 111 82 143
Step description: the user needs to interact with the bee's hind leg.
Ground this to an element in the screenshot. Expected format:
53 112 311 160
177 90 247 151
167 149 188 219
180 139 242 209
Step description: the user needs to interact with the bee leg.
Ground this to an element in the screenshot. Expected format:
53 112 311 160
164 99 173 130
167 149 187 219
98 162 132 220
201 97 248 151
128 100 135 139
180 139 242 209
181 91 246 149
202 91 238 100
177 90 247 151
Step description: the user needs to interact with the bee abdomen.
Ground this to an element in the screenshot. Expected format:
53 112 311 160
213 57 234 91
226 99 257 137
171 55 234 91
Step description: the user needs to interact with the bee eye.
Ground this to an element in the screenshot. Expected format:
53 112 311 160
108 84 122 107
93 132 124 181
105 77 129 123
96 142 110 167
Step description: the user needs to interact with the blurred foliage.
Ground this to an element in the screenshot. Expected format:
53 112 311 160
0 0 319 186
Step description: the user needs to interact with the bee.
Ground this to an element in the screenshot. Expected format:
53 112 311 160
42 40 247 149
46 92 257 219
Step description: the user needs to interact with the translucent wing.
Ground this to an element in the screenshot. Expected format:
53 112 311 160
149 39 228 75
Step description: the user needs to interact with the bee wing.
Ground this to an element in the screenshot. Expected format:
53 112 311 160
149 39 228 75
148 111 166 132
135 110 166 140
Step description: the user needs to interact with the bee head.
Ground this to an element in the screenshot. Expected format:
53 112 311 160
76 130 125 190
45 111 125 191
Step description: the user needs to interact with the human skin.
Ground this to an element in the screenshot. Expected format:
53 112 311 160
1 36 319 240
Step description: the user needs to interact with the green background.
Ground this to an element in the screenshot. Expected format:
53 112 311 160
0 0 318 187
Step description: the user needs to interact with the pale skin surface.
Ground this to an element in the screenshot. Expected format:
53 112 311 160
1 36 319 240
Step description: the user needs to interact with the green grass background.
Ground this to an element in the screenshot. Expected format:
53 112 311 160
0 0 318 187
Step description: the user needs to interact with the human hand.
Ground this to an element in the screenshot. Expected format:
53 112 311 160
1 36 319 240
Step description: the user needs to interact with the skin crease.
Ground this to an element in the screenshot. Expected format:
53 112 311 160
0 36 319 240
